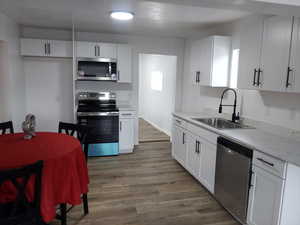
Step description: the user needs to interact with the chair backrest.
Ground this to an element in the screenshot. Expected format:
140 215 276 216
58 122 89 144
0 121 14 135
0 161 43 219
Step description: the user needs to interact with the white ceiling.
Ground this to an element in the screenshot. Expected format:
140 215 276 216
0 0 253 38
1 0 300 38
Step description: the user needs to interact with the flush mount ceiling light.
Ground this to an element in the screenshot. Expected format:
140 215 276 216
110 11 134 21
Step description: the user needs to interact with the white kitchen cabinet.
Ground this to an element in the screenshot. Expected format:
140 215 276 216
76 41 117 58
185 132 201 178
117 44 132 83
198 139 217 194
51 40 73 57
21 39 47 56
238 15 296 92
100 43 117 58
76 41 97 58
172 124 186 166
289 17 300 93
260 16 294 92
20 38 72 57
119 119 134 154
190 40 202 85
190 36 231 87
247 165 284 225
238 16 265 90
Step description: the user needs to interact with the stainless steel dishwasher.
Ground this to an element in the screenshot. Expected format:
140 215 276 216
215 137 253 225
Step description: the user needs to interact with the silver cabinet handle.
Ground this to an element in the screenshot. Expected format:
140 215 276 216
257 158 274 167
286 67 293 88
48 43 51 55
95 45 97 57
182 132 185 144
44 43 47 55
196 71 200 83
120 121 122 131
96 45 99 57
117 70 120 80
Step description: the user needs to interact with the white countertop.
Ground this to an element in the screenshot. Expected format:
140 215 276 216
173 112 300 167
117 105 136 111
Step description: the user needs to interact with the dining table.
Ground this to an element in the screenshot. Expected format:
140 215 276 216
0 132 89 223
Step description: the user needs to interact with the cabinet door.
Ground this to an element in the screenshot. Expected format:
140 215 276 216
289 18 300 93
50 40 72 57
186 133 200 178
198 37 213 86
238 16 264 90
76 41 97 58
20 39 48 56
172 125 186 166
100 43 117 58
198 139 217 194
119 118 134 153
117 44 132 83
260 16 293 92
247 166 284 225
190 40 202 85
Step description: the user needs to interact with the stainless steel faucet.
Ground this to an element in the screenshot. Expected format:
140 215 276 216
219 88 240 123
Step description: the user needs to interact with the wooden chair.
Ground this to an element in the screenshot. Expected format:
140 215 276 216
0 121 14 135
0 161 45 225
58 122 90 160
57 122 89 225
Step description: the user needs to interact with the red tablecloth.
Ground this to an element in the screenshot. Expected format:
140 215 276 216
0 132 89 223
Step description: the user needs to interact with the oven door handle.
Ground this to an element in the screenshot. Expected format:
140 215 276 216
77 112 119 117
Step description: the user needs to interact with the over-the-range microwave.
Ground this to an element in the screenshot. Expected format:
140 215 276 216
77 57 117 81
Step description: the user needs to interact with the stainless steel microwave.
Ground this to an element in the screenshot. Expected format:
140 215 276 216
77 58 117 81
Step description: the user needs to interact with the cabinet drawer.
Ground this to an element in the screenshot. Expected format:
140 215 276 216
120 111 135 119
173 116 187 129
187 123 218 145
253 151 286 178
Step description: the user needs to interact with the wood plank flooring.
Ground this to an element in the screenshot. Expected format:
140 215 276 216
50 141 239 225
139 118 170 143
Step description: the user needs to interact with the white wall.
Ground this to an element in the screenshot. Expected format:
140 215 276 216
181 15 300 131
24 58 73 131
0 13 25 130
139 54 177 135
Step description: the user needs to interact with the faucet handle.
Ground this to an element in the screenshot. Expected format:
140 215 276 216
236 112 240 121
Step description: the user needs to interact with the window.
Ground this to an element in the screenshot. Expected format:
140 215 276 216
230 49 240 89
151 71 163 91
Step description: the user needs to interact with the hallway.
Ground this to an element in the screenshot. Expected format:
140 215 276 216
139 118 170 143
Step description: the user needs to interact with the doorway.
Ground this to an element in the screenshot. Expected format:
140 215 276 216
138 54 177 142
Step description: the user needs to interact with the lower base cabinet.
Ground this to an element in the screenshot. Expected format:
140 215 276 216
172 119 217 194
119 111 135 154
172 124 187 166
186 132 201 178
247 165 284 225
198 140 217 194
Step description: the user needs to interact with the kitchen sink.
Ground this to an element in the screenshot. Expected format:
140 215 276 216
192 117 254 130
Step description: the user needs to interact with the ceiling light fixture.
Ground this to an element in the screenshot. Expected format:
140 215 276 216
110 11 134 21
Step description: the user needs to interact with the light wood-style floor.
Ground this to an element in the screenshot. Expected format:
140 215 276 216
50 123 239 225
139 118 170 143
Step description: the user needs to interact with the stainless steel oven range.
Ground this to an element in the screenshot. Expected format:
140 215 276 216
77 92 119 156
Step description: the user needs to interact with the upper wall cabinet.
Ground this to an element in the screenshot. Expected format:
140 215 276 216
76 41 117 58
190 36 231 87
238 16 300 93
289 18 300 93
238 16 265 90
260 16 293 92
117 44 132 83
20 38 72 58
